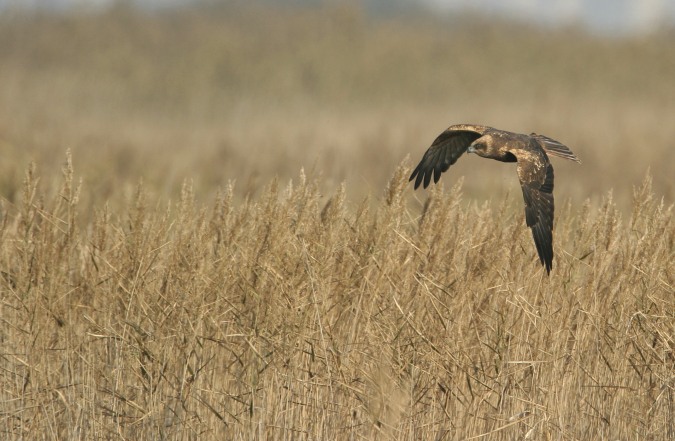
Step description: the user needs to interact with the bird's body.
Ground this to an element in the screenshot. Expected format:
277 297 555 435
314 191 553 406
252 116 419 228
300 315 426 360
409 124 580 274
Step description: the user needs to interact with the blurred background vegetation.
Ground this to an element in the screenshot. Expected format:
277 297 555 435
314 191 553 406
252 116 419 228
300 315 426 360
0 0 673 215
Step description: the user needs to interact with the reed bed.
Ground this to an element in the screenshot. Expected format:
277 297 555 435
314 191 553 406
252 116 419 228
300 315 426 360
0 156 672 439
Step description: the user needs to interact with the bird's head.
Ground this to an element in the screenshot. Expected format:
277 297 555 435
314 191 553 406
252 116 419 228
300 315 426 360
467 135 493 157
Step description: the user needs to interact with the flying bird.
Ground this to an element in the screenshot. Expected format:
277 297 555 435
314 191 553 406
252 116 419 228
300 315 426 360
409 124 580 274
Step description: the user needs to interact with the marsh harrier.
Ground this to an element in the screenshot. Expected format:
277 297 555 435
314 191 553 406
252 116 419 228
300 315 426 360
410 124 580 274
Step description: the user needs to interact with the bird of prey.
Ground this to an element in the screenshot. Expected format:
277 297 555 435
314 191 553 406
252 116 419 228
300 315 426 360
409 124 580 274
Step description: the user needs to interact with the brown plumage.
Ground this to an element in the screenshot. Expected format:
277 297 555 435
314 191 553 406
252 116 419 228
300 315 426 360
409 124 580 274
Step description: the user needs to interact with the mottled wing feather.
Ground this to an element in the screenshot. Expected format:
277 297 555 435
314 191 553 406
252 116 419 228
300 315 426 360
530 133 581 163
409 129 483 189
516 152 555 274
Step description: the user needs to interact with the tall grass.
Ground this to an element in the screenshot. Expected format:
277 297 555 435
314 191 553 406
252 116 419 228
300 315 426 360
1 156 672 440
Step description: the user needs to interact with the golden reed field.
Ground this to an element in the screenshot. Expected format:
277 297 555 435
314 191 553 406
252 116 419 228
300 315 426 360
0 3 673 440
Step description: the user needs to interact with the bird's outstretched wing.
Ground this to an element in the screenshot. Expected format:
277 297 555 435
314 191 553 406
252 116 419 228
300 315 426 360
409 125 488 189
530 133 580 163
513 146 555 274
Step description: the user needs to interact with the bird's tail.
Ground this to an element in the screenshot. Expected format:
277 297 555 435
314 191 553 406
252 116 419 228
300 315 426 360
530 133 581 163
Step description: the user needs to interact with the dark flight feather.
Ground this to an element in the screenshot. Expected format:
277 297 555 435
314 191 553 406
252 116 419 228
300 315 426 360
519 162 555 273
409 125 485 189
